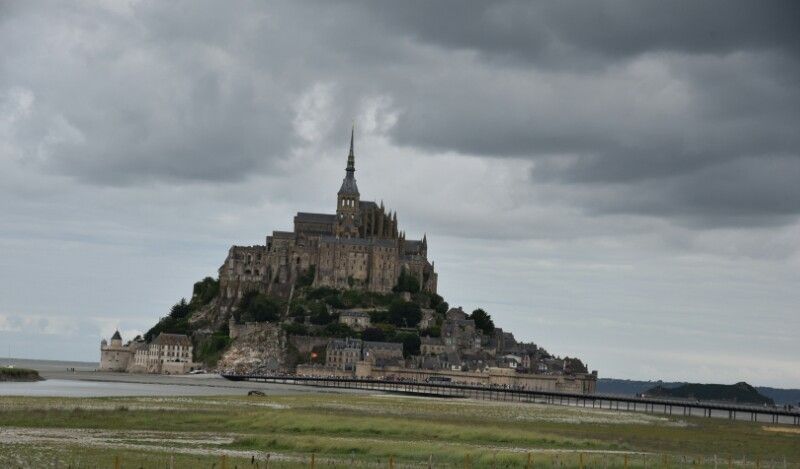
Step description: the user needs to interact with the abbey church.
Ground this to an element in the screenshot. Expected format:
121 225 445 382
217 129 438 316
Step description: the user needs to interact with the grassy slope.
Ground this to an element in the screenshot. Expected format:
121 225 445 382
0 394 797 467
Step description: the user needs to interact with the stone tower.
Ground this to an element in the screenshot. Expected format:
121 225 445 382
335 125 360 238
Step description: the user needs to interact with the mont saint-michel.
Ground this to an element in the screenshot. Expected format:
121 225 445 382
100 130 596 394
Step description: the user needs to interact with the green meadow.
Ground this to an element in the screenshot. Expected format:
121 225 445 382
0 393 797 467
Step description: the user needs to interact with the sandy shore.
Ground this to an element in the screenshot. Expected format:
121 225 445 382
35 369 368 396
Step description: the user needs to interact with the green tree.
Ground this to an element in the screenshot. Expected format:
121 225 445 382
283 322 308 335
239 292 281 322
322 322 357 338
361 327 386 342
309 301 333 325
169 298 192 320
145 299 192 341
469 308 495 334
342 289 364 308
394 332 421 357
393 268 420 294
306 287 340 300
388 300 422 328
192 277 220 306
323 294 344 309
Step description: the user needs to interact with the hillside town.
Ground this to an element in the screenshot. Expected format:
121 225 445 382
101 130 597 394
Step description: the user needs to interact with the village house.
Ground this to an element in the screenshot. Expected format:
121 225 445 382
338 310 371 331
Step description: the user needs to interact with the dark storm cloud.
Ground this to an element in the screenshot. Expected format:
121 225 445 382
356 0 800 66
347 0 800 224
2 0 799 225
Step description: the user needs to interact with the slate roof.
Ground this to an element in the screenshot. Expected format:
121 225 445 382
328 338 362 350
338 174 360 196
295 212 337 224
111 330 122 341
340 310 371 318
152 333 192 347
421 337 443 345
404 240 423 254
272 231 295 239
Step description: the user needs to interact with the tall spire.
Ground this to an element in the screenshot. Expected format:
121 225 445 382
346 123 355 172
338 124 359 196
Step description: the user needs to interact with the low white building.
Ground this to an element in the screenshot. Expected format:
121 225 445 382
103 330 199 374
124 333 198 374
338 310 371 331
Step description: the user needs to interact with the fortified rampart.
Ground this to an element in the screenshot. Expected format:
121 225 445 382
296 363 597 394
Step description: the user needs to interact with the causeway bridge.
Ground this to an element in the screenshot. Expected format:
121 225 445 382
223 374 800 426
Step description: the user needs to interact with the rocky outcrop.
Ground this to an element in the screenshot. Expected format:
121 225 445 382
188 297 224 332
215 322 289 374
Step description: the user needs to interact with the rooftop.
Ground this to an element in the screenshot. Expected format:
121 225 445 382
339 310 371 318
295 212 337 224
152 333 192 347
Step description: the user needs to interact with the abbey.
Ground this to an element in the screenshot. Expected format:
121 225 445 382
218 129 438 315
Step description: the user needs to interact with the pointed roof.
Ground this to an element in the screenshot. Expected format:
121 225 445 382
111 330 122 341
347 124 355 171
338 125 360 196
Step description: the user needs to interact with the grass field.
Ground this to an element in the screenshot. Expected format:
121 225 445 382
0 393 798 467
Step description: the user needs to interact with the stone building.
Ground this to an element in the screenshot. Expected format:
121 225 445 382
101 331 197 374
326 337 363 371
420 336 446 356
326 337 404 370
419 309 437 330
217 128 438 320
99 331 135 371
442 311 481 353
129 333 197 374
362 341 403 366
338 310 371 330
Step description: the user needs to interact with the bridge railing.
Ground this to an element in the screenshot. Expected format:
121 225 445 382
222 373 800 426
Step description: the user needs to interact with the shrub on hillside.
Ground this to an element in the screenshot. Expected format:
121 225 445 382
469 308 495 335
192 277 219 306
388 300 422 328
239 291 281 323
393 268 420 294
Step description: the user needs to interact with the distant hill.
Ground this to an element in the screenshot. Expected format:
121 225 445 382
644 382 773 405
598 379 800 405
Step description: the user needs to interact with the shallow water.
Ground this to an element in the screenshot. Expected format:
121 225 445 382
0 378 248 397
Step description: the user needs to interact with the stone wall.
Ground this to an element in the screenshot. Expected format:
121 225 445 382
298 362 596 394
289 335 330 356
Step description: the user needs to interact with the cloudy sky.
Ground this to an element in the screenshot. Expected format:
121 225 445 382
1 1 798 387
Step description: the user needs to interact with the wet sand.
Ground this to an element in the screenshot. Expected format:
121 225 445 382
0 367 367 397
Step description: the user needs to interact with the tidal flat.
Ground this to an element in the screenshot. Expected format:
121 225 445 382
0 393 798 467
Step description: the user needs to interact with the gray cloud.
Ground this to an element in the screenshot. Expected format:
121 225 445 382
2 1 800 385
356 1 800 66
3 0 798 226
